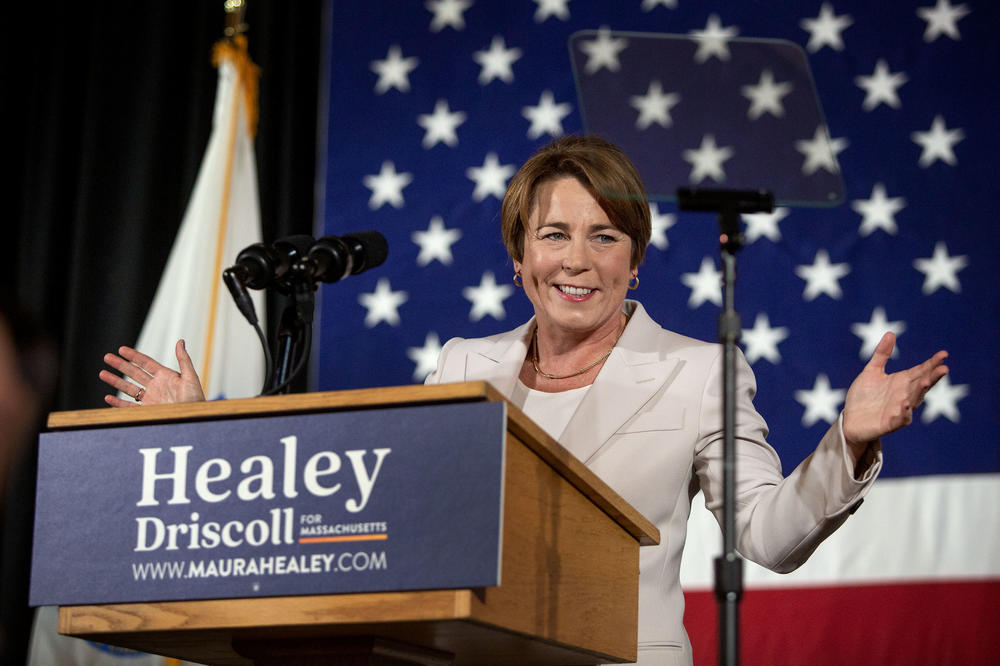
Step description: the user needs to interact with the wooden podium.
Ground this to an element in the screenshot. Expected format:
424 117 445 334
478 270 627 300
44 382 659 665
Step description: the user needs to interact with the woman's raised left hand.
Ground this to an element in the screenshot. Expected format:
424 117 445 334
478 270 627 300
842 332 949 455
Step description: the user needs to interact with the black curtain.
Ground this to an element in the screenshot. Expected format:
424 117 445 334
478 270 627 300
1 2 322 662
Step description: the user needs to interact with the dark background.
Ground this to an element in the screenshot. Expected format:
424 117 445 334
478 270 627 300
1 2 323 662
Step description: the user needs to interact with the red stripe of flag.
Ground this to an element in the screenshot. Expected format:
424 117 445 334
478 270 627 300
685 580 1000 665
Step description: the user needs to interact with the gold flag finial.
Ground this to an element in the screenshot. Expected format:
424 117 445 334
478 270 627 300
213 0 258 137
223 0 248 39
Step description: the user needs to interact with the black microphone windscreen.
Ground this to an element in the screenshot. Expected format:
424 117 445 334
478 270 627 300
234 243 278 289
344 230 389 273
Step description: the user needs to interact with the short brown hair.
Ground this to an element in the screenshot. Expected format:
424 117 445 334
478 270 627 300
501 135 651 268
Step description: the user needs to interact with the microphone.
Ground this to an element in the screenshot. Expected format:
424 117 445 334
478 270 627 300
224 231 388 295
222 232 386 397
223 236 313 323
226 242 278 290
307 231 389 283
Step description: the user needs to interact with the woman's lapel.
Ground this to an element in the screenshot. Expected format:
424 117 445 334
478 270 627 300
463 320 533 398
462 302 682 465
559 302 682 464
559 345 681 465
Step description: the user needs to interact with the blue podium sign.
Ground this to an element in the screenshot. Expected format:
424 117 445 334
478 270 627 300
30 401 506 606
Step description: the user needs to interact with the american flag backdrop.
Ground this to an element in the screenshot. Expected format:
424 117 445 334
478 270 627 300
315 1 999 662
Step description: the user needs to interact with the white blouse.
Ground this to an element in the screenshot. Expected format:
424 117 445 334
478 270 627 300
508 379 591 447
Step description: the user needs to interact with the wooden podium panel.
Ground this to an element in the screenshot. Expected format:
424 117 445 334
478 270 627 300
47 383 659 665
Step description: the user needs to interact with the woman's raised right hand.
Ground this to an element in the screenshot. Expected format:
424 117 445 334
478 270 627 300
99 339 206 407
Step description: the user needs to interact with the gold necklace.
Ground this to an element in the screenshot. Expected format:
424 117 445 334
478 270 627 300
530 326 616 380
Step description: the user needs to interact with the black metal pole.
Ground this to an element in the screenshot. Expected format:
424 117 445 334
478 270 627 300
265 277 316 395
269 300 303 394
677 188 773 666
715 211 743 666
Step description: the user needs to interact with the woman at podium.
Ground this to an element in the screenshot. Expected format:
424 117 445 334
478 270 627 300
100 135 948 666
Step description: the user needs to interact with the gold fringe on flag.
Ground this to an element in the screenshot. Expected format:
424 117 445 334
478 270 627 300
212 34 260 137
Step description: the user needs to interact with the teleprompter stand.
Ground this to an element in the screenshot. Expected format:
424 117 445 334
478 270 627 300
678 188 775 666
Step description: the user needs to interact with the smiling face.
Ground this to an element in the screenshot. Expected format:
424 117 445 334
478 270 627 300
514 177 635 340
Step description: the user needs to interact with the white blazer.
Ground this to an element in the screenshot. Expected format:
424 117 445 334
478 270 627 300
426 300 881 665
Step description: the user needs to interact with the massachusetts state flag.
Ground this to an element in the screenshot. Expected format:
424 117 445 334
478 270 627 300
315 1 999 662
131 36 265 401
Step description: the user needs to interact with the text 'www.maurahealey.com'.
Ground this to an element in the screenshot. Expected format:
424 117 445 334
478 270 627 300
131 551 388 581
